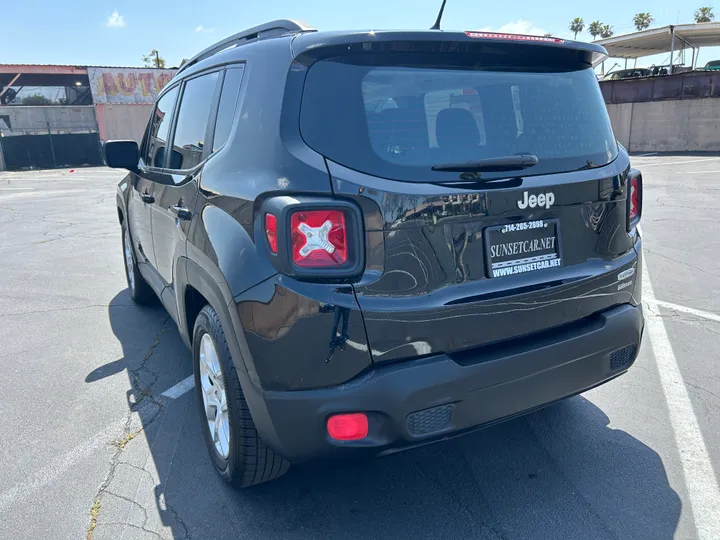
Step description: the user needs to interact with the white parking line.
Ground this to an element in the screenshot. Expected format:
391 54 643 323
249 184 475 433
0 189 87 200
0 375 193 513
643 264 720 539
161 375 195 399
0 417 127 514
646 298 720 324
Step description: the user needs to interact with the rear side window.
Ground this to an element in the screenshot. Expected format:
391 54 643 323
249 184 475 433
168 71 220 170
213 67 245 152
143 86 179 168
300 59 618 181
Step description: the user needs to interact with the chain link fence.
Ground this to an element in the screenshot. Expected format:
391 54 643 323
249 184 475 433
0 106 103 171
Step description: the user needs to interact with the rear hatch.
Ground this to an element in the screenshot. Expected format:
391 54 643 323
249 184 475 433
295 31 640 363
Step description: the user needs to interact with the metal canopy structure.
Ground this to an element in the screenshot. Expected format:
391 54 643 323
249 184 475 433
594 23 720 71
0 65 91 105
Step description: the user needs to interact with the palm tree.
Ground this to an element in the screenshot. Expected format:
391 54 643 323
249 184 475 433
633 12 654 31
569 17 585 39
588 21 603 40
600 24 614 38
694 6 715 22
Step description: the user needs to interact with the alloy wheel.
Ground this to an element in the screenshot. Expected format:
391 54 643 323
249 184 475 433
198 333 230 458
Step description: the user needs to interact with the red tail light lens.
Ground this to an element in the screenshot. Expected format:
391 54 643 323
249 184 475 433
264 213 277 253
260 198 363 278
628 171 642 230
290 210 347 268
327 413 368 441
629 177 639 221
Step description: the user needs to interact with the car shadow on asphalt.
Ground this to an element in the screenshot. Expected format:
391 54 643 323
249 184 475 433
101 289 682 540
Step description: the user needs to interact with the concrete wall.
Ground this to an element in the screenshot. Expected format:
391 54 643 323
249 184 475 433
606 103 633 149
607 98 720 152
95 104 153 143
0 105 97 135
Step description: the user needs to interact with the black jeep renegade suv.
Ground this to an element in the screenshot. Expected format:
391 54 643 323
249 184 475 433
105 19 644 487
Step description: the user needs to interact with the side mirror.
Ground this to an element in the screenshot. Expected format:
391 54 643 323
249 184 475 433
103 140 139 171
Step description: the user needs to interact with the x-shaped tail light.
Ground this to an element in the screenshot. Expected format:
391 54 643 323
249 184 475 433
297 220 335 257
262 200 361 277
290 210 348 268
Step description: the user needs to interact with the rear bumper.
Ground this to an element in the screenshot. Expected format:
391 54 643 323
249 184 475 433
244 303 644 462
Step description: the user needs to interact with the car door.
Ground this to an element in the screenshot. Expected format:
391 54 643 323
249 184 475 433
126 85 179 290
150 69 223 315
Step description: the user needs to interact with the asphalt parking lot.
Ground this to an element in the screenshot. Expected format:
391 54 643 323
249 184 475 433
1 155 720 540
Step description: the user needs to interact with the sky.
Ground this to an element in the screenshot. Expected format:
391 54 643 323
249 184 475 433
4 0 718 71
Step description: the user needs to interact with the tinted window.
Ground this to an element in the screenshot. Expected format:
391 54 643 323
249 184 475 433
301 59 618 182
144 86 178 168
213 67 244 152
169 72 219 170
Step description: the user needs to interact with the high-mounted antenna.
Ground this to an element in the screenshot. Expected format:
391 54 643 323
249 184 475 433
430 0 448 30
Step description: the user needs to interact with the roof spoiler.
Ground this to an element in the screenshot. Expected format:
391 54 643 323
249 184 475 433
176 19 316 76
293 31 608 67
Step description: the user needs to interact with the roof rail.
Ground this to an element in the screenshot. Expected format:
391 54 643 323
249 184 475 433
176 19 315 75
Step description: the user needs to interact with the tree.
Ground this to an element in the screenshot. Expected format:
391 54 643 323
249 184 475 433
21 94 53 105
142 49 167 68
694 6 715 22
600 24 614 38
569 17 585 39
543 33 554 37
588 21 603 40
633 12 654 31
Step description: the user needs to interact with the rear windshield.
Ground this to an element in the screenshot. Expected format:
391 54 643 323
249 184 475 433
300 58 618 181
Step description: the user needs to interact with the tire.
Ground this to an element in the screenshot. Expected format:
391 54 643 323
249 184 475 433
193 304 290 488
121 223 155 305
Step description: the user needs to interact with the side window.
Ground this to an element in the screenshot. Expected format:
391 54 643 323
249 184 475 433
143 86 179 168
212 67 245 152
168 72 220 170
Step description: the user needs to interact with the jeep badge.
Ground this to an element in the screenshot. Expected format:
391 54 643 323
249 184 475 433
518 191 555 210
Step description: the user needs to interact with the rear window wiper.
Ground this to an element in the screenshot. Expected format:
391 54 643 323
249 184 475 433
431 154 539 172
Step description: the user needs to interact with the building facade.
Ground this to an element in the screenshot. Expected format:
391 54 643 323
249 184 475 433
0 64 175 171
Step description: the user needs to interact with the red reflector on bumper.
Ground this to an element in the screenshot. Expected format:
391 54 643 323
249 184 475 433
327 413 368 441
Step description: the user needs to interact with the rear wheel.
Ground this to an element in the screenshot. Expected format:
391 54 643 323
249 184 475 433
193 305 290 487
121 224 155 304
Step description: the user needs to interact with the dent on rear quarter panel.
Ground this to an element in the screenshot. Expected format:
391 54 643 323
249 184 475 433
233 276 372 391
188 195 373 391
